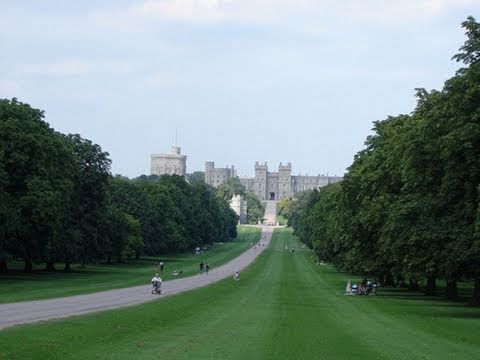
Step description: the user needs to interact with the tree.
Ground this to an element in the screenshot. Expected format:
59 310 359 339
188 171 205 183
277 197 292 220
452 16 480 65
285 18 480 304
245 192 265 224
0 99 75 272
65 134 111 267
216 177 246 200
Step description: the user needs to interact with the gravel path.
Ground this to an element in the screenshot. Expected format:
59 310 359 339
0 225 274 330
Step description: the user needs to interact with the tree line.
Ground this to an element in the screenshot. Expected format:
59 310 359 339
0 99 238 273
281 17 480 305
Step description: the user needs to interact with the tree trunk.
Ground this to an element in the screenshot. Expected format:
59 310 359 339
397 275 407 288
24 258 33 272
0 259 7 274
377 273 385 285
445 279 458 300
384 273 395 286
44 262 56 272
471 278 480 306
23 248 33 272
425 275 437 295
408 278 419 291
64 260 71 272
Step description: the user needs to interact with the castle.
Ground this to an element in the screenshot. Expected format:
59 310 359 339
150 146 187 177
205 161 342 201
149 147 342 201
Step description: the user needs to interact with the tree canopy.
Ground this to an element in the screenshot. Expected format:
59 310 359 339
285 18 480 305
0 99 238 273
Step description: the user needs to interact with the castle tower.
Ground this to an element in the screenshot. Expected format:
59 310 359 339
150 146 187 176
205 161 215 186
254 161 268 201
278 162 292 200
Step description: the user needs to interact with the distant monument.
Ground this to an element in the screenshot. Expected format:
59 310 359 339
151 146 187 176
205 161 342 201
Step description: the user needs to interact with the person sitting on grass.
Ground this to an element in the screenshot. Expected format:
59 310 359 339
233 271 240 281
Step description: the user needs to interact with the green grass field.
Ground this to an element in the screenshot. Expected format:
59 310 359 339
0 226 260 303
1 227 479 359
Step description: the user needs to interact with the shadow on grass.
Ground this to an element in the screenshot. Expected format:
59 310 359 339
375 286 480 313
437 310 480 319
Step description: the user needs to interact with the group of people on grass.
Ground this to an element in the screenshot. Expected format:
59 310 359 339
345 278 378 296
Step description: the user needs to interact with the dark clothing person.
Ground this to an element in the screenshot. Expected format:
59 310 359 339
205 263 210 274
200 262 204 274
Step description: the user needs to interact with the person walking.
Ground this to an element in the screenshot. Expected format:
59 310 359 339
199 261 204 274
159 261 164 272
205 262 210 274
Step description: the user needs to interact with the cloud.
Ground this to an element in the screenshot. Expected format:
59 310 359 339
90 0 480 30
22 60 135 76
337 0 480 25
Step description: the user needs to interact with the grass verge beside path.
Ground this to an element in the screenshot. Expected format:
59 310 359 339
0 226 260 304
1 228 479 359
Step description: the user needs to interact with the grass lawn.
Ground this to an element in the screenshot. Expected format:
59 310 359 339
0 226 260 303
1 227 479 359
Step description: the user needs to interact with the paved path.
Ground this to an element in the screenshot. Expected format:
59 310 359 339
0 226 274 330
263 200 277 225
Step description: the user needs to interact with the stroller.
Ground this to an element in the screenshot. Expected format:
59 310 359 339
151 280 162 295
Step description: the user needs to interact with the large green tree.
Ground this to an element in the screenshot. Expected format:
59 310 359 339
0 99 75 272
65 134 111 268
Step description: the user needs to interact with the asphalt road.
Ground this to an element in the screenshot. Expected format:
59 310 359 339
0 225 274 330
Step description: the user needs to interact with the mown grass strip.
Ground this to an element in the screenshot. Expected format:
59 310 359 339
1 228 479 360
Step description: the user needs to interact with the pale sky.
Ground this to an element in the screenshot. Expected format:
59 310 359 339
1 1 479 177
